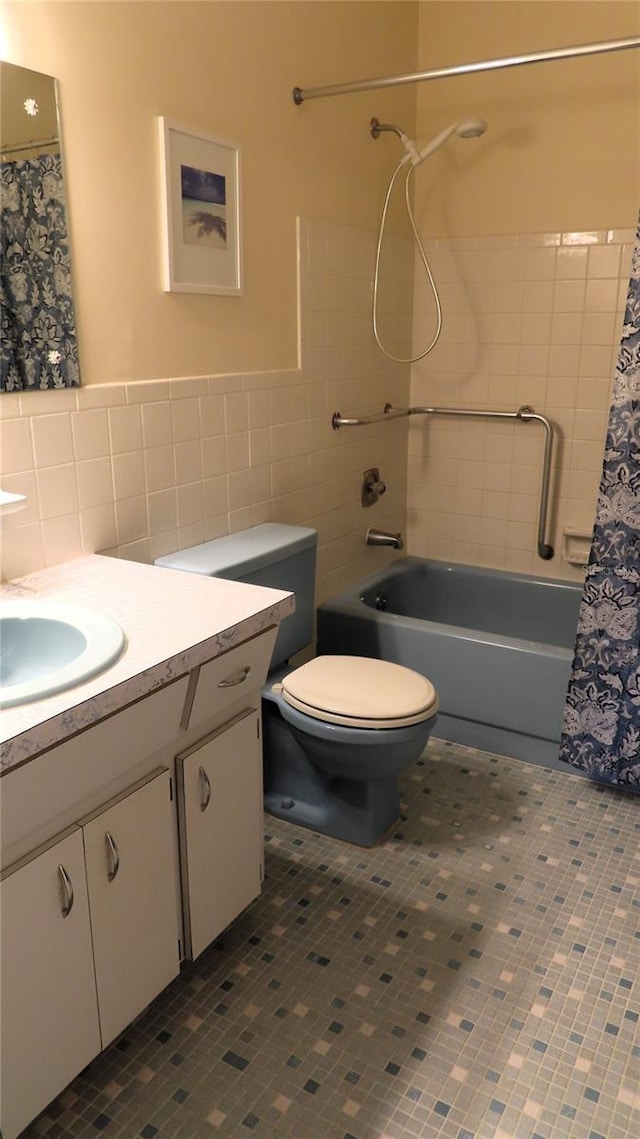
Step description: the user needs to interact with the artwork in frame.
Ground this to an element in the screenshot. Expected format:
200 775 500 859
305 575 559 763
158 117 242 295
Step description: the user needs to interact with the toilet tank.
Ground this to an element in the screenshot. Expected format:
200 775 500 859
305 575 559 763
155 524 317 669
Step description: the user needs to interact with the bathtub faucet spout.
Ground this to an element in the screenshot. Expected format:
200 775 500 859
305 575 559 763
366 527 404 550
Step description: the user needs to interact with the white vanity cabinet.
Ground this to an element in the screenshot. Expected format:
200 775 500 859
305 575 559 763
0 616 283 1139
176 707 263 960
1 829 101 1139
0 768 179 1139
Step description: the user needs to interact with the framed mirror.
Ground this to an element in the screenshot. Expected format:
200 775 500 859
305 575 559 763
0 61 81 392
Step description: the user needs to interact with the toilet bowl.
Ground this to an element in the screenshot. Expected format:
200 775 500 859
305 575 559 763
262 654 437 846
155 524 439 846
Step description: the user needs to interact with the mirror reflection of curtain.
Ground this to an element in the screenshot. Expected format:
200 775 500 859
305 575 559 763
559 217 640 790
0 152 79 391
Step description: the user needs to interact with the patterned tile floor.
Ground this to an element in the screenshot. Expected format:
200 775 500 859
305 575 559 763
22 741 640 1139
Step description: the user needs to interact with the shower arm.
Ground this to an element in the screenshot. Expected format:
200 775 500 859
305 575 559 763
331 403 555 560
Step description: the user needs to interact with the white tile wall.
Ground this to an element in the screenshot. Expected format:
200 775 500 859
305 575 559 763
408 227 634 579
3 220 632 593
1 220 411 602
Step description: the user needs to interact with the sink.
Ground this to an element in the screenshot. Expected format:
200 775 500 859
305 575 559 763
0 601 126 708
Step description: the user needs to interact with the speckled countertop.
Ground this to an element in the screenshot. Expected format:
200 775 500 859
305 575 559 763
1 555 294 772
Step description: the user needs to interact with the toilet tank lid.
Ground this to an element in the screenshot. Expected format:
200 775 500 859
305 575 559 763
154 523 317 579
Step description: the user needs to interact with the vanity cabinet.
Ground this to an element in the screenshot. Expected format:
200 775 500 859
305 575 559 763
0 768 180 1139
0 624 280 1139
176 707 263 960
1 829 101 1139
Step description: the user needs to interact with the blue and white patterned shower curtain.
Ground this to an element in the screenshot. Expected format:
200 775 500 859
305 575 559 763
559 220 640 789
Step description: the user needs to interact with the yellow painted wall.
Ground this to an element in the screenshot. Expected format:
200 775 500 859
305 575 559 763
415 1 640 236
1 0 418 383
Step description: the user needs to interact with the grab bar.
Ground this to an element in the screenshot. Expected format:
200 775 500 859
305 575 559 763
331 402 555 560
332 405 408 428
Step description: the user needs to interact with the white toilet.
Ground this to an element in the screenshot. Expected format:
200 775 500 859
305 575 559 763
156 524 438 846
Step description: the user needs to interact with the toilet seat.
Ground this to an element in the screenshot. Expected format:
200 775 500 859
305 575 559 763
281 655 438 729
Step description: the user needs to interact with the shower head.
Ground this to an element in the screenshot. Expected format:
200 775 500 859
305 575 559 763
370 115 487 169
456 119 487 139
411 118 487 166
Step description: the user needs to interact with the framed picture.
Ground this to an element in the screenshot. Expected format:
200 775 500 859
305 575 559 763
158 117 242 295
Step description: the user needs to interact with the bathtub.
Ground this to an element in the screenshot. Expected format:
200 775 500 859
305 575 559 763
316 557 583 770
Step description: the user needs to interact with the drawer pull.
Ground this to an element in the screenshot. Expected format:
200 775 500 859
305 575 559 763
218 665 251 688
105 830 120 881
199 765 211 811
58 864 74 917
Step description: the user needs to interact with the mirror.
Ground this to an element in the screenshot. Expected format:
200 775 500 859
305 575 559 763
0 61 81 392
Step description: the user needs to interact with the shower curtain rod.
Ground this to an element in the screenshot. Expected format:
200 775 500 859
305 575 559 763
292 35 640 103
331 403 555 560
0 134 59 157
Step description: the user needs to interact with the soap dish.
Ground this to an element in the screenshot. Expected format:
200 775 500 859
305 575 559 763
562 527 591 567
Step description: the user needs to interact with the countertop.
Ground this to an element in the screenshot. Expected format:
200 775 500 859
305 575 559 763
1 554 294 772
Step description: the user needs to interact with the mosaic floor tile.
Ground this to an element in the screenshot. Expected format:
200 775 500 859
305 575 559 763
19 741 640 1139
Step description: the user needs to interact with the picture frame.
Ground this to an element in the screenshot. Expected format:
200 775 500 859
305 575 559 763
158 117 242 295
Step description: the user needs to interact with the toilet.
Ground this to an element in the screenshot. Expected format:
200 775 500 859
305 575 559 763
156 524 438 846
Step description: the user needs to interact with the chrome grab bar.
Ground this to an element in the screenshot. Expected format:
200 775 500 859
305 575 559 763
332 404 406 429
331 403 555 560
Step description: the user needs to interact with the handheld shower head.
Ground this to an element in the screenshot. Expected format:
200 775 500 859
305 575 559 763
411 117 487 166
455 119 488 139
370 113 487 364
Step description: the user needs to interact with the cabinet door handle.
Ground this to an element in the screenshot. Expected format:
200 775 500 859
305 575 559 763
199 765 211 812
105 830 120 881
218 665 251 688
58 863 74 917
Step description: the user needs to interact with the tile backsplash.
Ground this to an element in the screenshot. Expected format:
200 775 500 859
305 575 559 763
1 221 633 592
0 219 411 601
408 227 634 579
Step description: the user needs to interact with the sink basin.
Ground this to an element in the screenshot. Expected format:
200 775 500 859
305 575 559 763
0 601 126 708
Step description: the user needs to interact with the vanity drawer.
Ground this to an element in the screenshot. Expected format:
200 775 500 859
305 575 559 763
184 627 277 731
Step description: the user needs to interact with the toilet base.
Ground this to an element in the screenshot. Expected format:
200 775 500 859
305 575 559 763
262 698 401 847
264 773 400 848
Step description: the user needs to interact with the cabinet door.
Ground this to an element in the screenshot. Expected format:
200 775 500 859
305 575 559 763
82 769 180 1048
0 829 101 1139
177 709 262 960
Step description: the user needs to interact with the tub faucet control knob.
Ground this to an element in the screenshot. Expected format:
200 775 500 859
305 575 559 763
362 467 386 507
